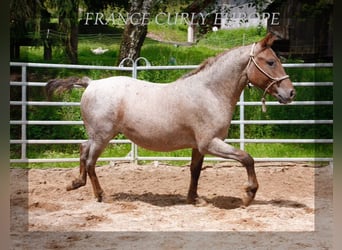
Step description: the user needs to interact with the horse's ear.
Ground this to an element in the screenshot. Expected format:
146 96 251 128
260 32 280 47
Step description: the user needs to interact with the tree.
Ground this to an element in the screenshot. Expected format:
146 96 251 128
117 0 155 66
84 0 128 12
10 0 81 63
10 0 43 59
49 0 80 64
117 0 216 65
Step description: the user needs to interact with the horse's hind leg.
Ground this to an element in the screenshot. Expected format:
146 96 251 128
66 136 113 202
66 141 89 191
85 136 117 202
187 148 204 204
202 138 259 206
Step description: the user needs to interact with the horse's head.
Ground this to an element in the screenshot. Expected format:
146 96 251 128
247 33 295 110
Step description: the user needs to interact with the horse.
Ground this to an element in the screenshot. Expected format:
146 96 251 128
46 32 295 207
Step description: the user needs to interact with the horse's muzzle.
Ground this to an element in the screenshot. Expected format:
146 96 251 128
276 88 296 104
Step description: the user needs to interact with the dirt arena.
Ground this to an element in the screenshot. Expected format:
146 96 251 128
10 161 333 249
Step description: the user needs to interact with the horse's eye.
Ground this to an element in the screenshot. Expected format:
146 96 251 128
267 60 275 67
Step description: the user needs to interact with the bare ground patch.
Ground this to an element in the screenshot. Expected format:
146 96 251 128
10 162 333 249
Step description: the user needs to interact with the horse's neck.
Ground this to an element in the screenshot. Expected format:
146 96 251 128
183 45 251 103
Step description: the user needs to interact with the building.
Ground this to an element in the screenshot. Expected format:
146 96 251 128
266 0 333 61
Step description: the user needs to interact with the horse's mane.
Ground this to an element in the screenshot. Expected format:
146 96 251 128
180 48 240 79
181 57 215 79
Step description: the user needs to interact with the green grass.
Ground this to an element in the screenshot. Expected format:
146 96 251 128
148 18 188 42
11 26 333 168
197 26 267 49
246 143 332 158
11 141 332 169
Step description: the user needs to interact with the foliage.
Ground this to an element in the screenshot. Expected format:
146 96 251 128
10 0 44 42
84 0 129 12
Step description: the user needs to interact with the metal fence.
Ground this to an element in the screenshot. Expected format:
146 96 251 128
10 60 333 164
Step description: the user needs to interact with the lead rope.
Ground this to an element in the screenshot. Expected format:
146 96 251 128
248 43 290 112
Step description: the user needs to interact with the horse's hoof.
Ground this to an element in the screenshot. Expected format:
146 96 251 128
186 195 197 204
96 191 104 202
187 196 207 206
242 197 253 207
66 182 77 191
242 185 258 207
194 197 208 206
66 179 85 191
96 196 102 202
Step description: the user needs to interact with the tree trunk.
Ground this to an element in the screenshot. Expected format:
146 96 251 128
43 40 52 61
59 0 79 64
10 41 20 60
66 23 78 64
117 0 153 66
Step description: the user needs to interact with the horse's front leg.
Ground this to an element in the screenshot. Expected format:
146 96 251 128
66 141 89 191
202 138 258 206
187 148 204 204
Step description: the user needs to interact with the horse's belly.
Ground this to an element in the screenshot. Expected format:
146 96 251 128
130 138 193 152
121 123 196 152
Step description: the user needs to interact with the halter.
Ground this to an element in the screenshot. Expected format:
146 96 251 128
248 43 290 112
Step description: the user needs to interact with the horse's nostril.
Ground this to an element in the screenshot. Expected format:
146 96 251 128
290 89 296 98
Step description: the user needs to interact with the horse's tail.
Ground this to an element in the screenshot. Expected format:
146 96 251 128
46 76 91 100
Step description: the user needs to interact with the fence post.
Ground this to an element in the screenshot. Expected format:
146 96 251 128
131 55 138 163
240 90 245 150
21 65 27 161
241 31 247 151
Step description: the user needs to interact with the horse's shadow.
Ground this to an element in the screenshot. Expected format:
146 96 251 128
108 192 309 210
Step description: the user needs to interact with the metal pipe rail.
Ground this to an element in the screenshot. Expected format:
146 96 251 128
10 61 333 164
9 119 333 125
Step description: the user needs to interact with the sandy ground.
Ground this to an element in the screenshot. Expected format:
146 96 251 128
10 161 333 249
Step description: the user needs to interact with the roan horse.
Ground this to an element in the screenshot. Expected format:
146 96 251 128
46 33 295 206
